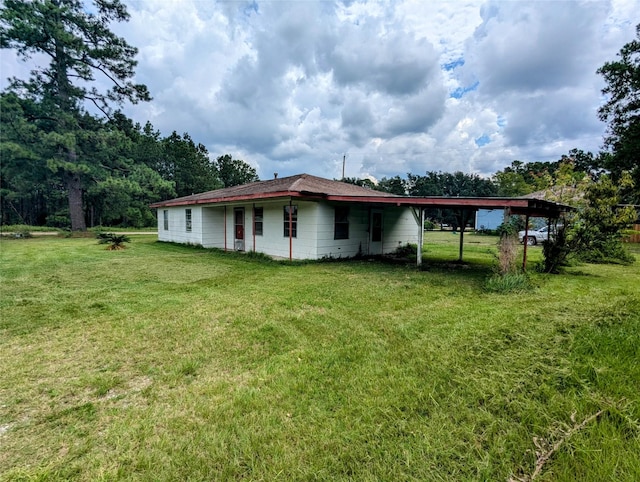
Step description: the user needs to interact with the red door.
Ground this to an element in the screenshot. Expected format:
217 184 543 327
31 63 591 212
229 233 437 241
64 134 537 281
234 208 244 250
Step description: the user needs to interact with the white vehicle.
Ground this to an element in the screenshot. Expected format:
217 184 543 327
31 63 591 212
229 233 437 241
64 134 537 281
519 226 556 245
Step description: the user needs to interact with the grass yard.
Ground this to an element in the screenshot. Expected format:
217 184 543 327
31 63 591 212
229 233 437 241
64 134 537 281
1 233 639 481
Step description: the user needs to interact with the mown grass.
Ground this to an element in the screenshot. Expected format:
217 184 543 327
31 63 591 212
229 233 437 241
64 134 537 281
1 233 639 481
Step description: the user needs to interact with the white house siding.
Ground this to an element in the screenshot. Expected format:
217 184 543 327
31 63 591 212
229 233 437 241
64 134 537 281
157 206 204 245
187 200 320 260
381 207 419 253
158 201 418 260
316 203 370 259
201 206 225 248
252 201 319 259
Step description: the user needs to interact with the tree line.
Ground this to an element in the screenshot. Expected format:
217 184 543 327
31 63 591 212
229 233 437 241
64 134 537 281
0 0 257 230
1 96 258 228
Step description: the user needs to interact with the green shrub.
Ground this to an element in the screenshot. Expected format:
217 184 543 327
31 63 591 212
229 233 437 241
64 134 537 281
577 237 635 265
392 243 417 259
484 273 532 293
542 225 572 273
96 232 131 250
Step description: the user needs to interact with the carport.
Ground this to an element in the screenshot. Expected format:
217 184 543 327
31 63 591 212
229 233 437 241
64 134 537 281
322 194 574 269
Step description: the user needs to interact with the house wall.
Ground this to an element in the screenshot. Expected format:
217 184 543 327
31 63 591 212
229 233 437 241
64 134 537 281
251 200 318 259
202 207 225 248
157 200 419 260
316 203 370 258
316 204 419 258
193 200 320 259
381 206 420 253
157 206 203 245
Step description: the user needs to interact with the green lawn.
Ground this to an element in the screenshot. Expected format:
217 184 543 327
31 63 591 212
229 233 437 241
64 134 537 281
1 233 639 481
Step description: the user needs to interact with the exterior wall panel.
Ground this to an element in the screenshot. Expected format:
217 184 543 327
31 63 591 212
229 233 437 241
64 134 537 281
157 206 203 245
201 207 225 248
316 203 370 258
157 201 418 260
382 207 419 253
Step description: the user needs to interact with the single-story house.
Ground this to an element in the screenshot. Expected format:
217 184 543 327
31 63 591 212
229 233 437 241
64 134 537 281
150 173 573 266
150 174 418 260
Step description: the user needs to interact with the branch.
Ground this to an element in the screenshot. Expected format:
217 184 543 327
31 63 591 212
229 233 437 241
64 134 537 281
82 94 111 118
77 56 126 90
510 409 605 482
530 410 604 480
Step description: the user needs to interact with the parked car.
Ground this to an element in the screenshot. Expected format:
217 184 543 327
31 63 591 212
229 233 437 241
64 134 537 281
519 225 557 245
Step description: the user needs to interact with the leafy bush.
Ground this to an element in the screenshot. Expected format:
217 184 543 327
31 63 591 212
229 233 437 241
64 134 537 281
576 236 635 264
570 174 636 265
541 223 572 273
15 229 32 238
423 219 436 230
392 243 417 259
96 232 131 250
496 216 524 237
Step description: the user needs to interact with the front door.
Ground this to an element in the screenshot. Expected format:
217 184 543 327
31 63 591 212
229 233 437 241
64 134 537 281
370 210 383 255
234 208 245 251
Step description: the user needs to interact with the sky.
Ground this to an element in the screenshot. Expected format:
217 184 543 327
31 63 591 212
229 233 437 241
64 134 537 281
3 0 639 181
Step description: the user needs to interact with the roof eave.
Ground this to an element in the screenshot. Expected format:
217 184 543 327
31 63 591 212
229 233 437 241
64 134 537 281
151 192 573 217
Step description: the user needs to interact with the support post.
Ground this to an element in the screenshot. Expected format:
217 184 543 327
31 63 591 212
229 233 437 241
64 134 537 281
457 209 468 262
288 199 293 261
522 213 530 272
224 206 227 251
417 207 424 267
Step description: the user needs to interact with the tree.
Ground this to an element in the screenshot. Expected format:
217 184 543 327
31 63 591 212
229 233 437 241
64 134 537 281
405 171 497 229
341 177 376 189
529 161 636 271
492 160 561 196
597 23 640 202
572 173 636 264
213 154 259 188
160 132 220 197
1 93 51 225
1 0 150 230
376 175 406 195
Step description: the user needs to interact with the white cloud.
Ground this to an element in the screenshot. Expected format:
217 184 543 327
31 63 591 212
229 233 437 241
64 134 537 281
2 0 638 180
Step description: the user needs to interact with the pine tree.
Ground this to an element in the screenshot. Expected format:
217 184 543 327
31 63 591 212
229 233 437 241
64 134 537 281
1 0 150 230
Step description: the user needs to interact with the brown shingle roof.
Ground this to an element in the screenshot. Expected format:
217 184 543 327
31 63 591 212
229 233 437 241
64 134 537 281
151 173 399 207
150 173 574 218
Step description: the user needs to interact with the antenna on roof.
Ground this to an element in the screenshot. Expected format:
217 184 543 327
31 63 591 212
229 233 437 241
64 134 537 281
342 154 346 180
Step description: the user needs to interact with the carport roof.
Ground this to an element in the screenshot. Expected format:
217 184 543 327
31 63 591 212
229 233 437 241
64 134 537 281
150 173 573 218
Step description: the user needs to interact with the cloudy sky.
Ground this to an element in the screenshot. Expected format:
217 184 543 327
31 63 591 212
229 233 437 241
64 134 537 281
4 0 639 181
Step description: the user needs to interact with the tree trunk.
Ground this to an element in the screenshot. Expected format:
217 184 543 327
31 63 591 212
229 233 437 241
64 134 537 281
67 172 86 231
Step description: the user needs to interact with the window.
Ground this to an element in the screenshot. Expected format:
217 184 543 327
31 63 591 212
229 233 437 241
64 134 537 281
283 205 297 238
163 210 169 231
254 207 263 236
185 209 192 232
334 206 349 240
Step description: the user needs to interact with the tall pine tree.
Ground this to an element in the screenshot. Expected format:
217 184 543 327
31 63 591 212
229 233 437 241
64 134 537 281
1 0 150 230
